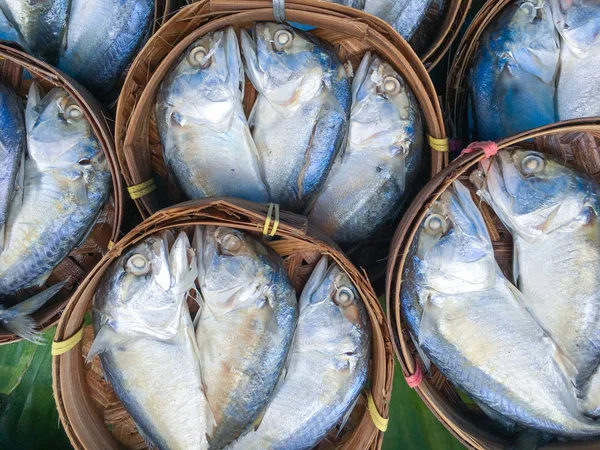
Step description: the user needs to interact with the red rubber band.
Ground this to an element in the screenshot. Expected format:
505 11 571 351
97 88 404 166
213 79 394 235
461 141 499 159
405 364 422 388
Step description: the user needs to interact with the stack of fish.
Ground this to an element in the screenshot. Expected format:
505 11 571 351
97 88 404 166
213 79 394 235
0 0 155 96
402 150 600 438
324 0 447 51
89 226 371 450
0 81 111 342
470 0 600 141
156 23 424 244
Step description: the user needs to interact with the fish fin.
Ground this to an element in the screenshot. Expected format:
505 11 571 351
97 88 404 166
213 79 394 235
351 51 372 101
538 204 561 233
336 394 359 438
135 425 158 450
548 336 579 385
87 324 126 361
418 294 441 347
35 270 55 289
0 309 43 344
70 176 88 206
250 404 268 432
298 256 329 310
12 280 67 315
409 331 431 372
473 399 517 432
322 84 347 120
25 82 43 134
75 210 101 250
240 29 261 91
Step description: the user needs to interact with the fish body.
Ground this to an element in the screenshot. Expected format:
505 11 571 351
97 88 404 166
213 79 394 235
241 22 351 211
0 83 111 295
194 226 297 449
308 52 423 243
472 150 600 388
156 28 268 203
228 257 370 450
0 0 68 62
57 0 154 95
90 232 213 450
469 0 559 141
322 0 366 8
364 0 434 40
0 5 23 45
402 180 600 436
553 0 600 119
0 83 24 250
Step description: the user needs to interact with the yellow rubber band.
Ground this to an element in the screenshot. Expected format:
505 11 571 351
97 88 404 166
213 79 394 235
52 327 84 356
427 135 449 152
107 240 115 250
127 179 156 200
367 391 388 432
262 203 280 237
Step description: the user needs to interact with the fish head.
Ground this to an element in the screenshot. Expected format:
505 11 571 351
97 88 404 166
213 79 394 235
297 257 370 370
25 84 108 178
349 52 420 155
472 149 592 238
414 181 497 294
195 225 283 315
94 231 197 340
241 22 328 115
552 0 600 53
160 27 243 131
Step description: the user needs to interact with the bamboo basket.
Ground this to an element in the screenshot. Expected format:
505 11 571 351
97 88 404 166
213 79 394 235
445 0 520 143
114 0 449 223
385 118 600 449
52 197 394 450
0 44 123 345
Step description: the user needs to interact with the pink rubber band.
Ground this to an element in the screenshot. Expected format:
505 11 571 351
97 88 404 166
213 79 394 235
461 141 499 159
405 364 422 388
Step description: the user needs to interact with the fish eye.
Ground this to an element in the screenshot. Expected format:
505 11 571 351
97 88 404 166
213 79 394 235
273 29 293 51
188 46 210 68
382 76 402 96
126 254 151 276
424 214 446 234
521 154 545 174
65 104 82 120
336 286 355 306
221 233 243 252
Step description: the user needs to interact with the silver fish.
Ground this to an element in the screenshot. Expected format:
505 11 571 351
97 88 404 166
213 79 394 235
364 0 433 40
0 0 68 62
469 0 559 141
471 150 600 388
308 52 423 243
0 83 24 251
89 232 213 450
0 83 111 296
552 0 600 119
156 28 269 204
0 5 24 45
402 180 600 437
194 226 298 449
241 22 351 212
57 0 154 95
228 256 370 450
321 0 366 8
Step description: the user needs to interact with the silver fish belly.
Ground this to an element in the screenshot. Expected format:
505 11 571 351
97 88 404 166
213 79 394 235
195 226 298 449
469 0 559 141
90 232 213 450
402 180 600 437
241 22 351 212
308 52 423 243
156 27 269 203
228 257 370 450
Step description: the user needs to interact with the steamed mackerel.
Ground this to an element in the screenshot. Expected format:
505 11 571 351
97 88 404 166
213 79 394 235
195 226 297 449
308 52 423 243
228 257 370 450
90 232 213 450
241 22 351 211
472 150 600 388
364 0 434 40
469 0 559 140
156 28 268 203
402 180 600 436
0 83 111 296
57 0 154 95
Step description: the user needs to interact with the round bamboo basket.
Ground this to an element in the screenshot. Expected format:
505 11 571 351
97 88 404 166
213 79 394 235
114 0 449 223
0 44 123 345
446 0 521 143
386 118 600 449
52 197 394 450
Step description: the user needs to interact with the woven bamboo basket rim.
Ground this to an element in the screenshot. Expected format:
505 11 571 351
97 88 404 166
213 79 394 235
385 118 600 449
0 43 123 344
114 0 448 220
445 0 518 141
52 197 394 450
